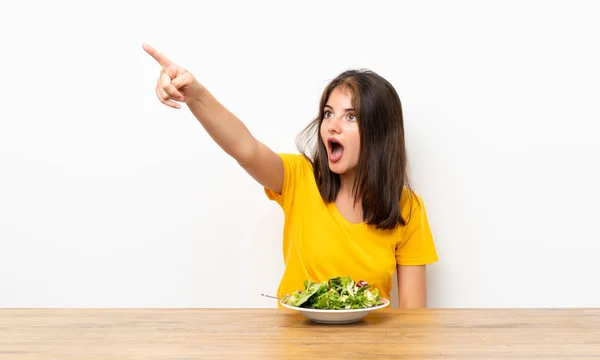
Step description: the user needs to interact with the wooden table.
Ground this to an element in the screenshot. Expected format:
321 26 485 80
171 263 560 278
2 308 599 359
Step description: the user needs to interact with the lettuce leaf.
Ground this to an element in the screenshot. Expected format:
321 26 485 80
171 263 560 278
281 276 383 310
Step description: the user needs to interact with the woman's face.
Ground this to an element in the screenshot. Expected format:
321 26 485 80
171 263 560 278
320 86 361 177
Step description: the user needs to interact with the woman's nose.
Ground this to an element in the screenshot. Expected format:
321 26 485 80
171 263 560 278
328 116 342 133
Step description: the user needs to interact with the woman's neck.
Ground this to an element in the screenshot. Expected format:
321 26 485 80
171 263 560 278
339 171 356 198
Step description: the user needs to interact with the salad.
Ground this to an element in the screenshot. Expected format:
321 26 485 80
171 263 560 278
281 276 384 310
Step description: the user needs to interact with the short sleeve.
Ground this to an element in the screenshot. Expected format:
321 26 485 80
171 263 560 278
395 193 439 266
264 153 310 209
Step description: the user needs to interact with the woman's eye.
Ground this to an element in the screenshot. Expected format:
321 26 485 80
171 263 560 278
324 111 332 118
348 114 356 121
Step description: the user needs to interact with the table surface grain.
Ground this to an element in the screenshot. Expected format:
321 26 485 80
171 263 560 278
2 308 599 359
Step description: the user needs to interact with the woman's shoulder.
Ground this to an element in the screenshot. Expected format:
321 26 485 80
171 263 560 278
399 187 426 219
264 153 314 204
400 186 423 205
279 152 312 165
278 152 314 173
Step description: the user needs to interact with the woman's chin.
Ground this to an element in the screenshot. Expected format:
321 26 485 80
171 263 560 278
327 161 346 175
328 159 359 179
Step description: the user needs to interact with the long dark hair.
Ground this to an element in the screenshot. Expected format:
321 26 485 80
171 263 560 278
297 69 415 230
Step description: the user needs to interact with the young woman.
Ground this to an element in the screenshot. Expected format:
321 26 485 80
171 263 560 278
143 43 438 308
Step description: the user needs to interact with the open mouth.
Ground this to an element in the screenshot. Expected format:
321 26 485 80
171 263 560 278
327 138 344 162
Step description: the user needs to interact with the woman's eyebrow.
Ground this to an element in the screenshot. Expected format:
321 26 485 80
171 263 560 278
324 104 355 111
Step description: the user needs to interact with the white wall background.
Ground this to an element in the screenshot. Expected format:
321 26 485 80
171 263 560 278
1 0 599 308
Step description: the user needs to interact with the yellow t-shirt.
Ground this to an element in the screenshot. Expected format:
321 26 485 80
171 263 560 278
264 153 438 302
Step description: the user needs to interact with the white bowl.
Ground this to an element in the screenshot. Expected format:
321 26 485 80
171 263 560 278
280 298 390 324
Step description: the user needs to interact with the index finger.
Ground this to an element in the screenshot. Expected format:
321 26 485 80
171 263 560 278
142 43 172 69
